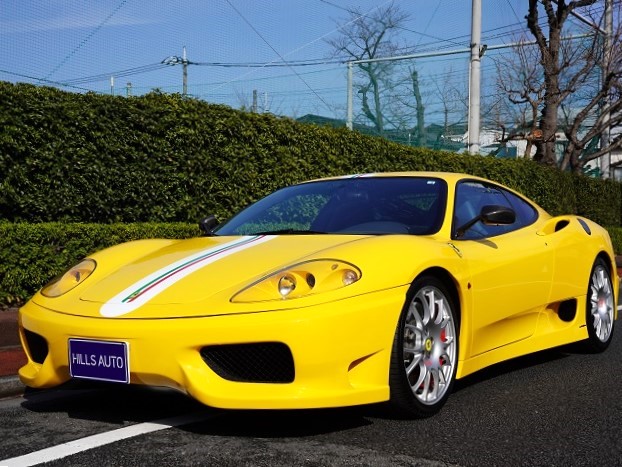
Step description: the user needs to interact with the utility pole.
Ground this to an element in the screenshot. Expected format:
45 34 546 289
601 0 613 179
110 76 115 96
162 46 190 96
347 61 353 129
468 0 482 154
182 46 188 97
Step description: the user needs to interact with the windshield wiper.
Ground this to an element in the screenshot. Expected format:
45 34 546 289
252 228 326 235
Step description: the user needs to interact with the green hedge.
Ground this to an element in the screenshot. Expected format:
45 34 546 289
605 226 622 257
1 81 622 308
0 222 198 307
0 81 620 226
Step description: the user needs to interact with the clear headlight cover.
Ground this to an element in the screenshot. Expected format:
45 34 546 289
41 259 96 298
232 259 361 303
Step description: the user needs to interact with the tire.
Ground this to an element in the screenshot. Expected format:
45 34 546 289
584 257 615 352
389 275 459 418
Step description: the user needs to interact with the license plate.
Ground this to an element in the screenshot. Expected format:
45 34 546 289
69 339 130 384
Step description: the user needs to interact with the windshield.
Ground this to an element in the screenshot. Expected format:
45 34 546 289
213 176 447 236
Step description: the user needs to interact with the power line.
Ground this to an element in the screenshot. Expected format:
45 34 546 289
193 58 345 67
0 68 92 92
44 0 131 80
60 63 169 86
223 0 333 113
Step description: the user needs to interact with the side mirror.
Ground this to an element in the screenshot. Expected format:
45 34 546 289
455 205 515 238
198 215 219 236
480 205 516 226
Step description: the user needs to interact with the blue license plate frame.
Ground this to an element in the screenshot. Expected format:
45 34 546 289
68 339 130 384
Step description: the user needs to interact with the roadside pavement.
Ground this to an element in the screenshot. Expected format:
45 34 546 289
0 307 26 398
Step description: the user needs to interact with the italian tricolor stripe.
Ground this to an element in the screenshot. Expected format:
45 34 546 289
100 235 273 317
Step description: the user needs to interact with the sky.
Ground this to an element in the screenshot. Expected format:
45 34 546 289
0 1 601 125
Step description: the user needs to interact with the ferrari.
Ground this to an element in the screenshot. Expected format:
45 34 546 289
18 172 617 417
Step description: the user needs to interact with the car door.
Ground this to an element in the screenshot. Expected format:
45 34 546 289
452 180 554 357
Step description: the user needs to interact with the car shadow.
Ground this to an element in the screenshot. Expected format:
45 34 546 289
19 341 599 435
453 342 587 393
182 407 376 437
20 382 374 435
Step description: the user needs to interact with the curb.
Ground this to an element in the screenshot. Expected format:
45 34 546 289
0 307 24 399
0 375 24 400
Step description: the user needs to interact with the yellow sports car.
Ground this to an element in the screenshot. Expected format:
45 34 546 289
18 172 617 417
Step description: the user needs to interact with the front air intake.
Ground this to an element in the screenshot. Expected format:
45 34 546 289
200 342 295 383
23 329 49 364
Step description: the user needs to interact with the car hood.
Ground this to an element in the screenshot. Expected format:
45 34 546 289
72 234 370 318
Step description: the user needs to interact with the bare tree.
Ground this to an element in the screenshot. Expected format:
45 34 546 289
327 2 409 134
429 66 468 148
384 65 428 145
559 4 622 172
494 38 546 158
525 0 622 172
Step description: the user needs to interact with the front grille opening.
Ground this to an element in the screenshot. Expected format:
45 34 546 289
23 329 49 364
200 342 295 383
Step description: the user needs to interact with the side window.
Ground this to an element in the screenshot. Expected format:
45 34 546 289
503 190 538 226
453 181 538 240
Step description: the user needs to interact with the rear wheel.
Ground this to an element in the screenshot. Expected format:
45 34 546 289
585 258 615 352
389 276 459 418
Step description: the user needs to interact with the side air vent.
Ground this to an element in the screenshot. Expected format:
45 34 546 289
578 218 592 235
558 299 577 322
555 220 570 232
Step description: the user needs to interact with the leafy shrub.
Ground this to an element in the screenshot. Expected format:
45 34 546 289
1 81 622 308
1 81 620 226
605 226 622 257
0 222 197 307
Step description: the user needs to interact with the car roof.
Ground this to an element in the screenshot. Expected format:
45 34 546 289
304 171 484 184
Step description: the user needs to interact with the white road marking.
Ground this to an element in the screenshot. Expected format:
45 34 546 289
0 411 213 467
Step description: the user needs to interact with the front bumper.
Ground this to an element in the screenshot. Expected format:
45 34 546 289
19 287 406 409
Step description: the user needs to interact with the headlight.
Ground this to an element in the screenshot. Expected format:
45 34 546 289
232 259 361 303
41 259 96 298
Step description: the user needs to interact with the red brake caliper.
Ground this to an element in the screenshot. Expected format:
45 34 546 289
439 329 446 365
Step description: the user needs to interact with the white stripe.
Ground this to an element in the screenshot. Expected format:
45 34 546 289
100 235 274 317
0 412 212 467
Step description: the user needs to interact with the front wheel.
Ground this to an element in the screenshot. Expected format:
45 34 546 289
584 258 615 352
389 276 459 418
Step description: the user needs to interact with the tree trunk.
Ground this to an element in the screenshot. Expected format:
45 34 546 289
371 71 384 134
537 98 559 166
526 0 566 167
411 69 426 147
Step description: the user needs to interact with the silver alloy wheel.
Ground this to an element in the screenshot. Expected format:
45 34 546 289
589 263 614 343
402 285 457 406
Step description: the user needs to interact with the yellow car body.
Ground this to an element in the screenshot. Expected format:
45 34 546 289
18 172 618 415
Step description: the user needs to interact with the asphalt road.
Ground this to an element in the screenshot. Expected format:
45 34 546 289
0 329 620 467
